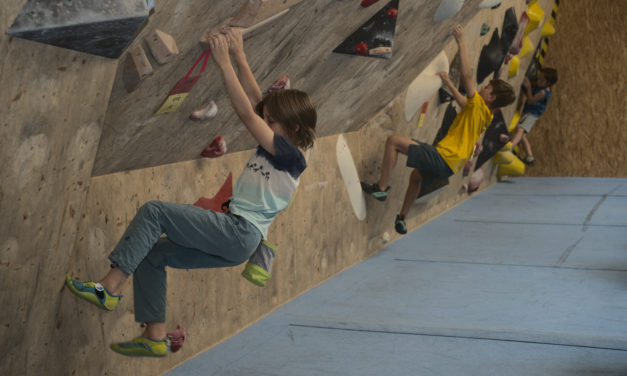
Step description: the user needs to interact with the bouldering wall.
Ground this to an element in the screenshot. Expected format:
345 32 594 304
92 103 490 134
0 0 118 374
1 0 564 375
524 0 627 177
91 0 485 176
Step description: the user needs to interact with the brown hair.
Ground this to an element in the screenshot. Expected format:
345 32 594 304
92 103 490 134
540 67 558 86
488 79 516 109
255 89 317 150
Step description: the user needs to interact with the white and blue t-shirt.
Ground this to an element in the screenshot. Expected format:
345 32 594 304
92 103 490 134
229 135 306 239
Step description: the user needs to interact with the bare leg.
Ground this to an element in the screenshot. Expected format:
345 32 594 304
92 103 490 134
143 322 167 340
400 169 423 217
510 127 525 149
99 267 129 296
521 133 533 158
378 135 418 189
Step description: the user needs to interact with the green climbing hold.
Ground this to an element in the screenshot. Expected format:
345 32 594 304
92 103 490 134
480 23 490 36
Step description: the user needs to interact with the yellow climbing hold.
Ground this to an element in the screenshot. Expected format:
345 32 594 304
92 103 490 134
508 55 520 78
541 21 555 38
520 36 533 57
498 155 525 177
495 149 515 164
525 0 545 36
509 112 521 132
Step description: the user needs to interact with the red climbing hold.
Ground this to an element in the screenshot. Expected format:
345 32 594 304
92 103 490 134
387 8 398 18
361 0 380 7
201 135 227 158
166 324 186 353
355 42 368 55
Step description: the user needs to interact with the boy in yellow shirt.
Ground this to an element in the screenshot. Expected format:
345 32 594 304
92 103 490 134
361 25 515 234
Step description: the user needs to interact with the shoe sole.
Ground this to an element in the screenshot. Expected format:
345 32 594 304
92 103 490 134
110 345 169 358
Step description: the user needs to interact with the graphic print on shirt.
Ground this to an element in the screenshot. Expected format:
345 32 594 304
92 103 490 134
245 162 271 181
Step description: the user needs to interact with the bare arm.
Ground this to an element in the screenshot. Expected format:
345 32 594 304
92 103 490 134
453 25 475 98
439 71 467 107
210 34 275 155
522 77 546 105
223 27 263 107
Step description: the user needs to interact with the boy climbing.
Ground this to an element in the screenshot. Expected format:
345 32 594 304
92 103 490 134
64 28 316 357
361 25 515 234
510 67 557 165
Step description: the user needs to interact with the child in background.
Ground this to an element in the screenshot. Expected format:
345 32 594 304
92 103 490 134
361 25 515 234
510 67 558 165
65 28 316 357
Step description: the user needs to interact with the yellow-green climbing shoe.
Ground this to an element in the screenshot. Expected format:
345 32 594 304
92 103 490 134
65 274 120 311
110 336 170 357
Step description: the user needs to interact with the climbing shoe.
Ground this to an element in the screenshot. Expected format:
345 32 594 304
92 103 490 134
110 336 170 357
361 182 390 201
395 215 407 235
65 274 120 311
522 156 535 166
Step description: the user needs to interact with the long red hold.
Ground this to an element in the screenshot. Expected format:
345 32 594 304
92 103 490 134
361 0 380 8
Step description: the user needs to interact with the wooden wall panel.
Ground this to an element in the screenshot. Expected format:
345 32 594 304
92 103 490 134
0 2 117 375
92 0 487 175
525 0 627 177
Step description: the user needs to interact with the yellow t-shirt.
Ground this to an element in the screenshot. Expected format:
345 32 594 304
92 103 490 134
435 92 493 173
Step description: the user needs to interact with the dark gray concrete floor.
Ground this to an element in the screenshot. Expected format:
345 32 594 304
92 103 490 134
166 178 627 376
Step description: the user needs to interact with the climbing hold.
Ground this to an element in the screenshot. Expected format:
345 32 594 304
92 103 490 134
387 8 398 18
200 136 227 158
541 21 555 38
355 42 369 55
508 111 521 132
265 74 290 95
333 0 398 59
477 0 503 9
508 12 530 55
405 51 448 121
473 142 484 157
194 172 233 212
190 101 218 121
369 46 392 56
433 0 464 23
166 325 186 353
476 29 504 83
475 111 508 170
524 0 545 36
497 156 525 177
480 23 490 36
438 88 454 103
122 44 153 93
7 0 150 58
145 29 179 65
361 0 380 7
462 159 473 177
495 149 515 164
337 135 366 221
382 232 391 243
508 55 520 78
417 102 428 128
500 7 520 56
520 36 533 57
155 50 210 115
467 168 484 194
433 102 458 145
